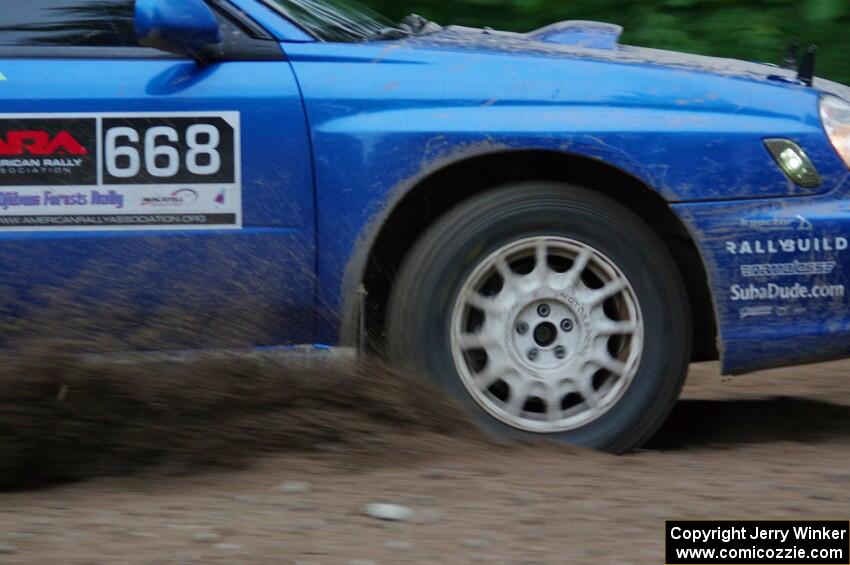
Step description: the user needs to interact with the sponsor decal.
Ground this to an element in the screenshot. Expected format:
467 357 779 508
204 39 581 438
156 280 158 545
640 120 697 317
740 260 837 278
738 215 813 232
90 190 124 209
0 191 40 210
140 188 199 208
0 119 96 186
725 237 848 255
739 305 808 320
739 305 775 319
0 214 235 227
0 130 87 156
0 112 241 231
727 225 848 319
0 190 124 210
776 304 808 317
731 282 845 302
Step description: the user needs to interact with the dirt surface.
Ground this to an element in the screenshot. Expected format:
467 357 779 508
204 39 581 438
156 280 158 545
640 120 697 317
2 359 850 564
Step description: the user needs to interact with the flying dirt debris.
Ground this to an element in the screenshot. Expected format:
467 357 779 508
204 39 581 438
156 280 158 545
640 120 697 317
0 346 482 491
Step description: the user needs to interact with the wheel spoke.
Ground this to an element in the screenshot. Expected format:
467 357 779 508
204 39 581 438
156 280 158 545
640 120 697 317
456 331 497 350
465 292 498 313
473 364 506 389
533 239 548 273
506 378 530 416
595 320 639 336
582 388 601 409
570 373 601 409
590 355 627 376
544 384 564 422
586 278 627 307
562 248 592 290
520 240 550 291
494 254 514 283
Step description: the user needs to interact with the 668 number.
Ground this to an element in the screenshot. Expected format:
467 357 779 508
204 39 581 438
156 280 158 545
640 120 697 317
104 124 221 179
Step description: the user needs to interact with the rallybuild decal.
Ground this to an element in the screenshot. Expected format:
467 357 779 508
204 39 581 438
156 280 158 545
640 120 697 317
0 112 241 231
725 236 848 255
724 230 847 319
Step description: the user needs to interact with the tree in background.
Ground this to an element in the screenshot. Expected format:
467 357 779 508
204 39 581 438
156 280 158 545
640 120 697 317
364 0 849 85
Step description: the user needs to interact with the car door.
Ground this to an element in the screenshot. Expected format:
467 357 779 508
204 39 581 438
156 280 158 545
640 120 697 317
0 0 315 349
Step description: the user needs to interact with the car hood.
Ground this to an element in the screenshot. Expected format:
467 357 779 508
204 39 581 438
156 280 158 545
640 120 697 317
406 21 850 101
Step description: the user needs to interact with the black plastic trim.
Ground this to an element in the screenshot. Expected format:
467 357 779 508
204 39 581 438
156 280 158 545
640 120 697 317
208 0 274 40
0 46 178 59
208 1 284 61
0 0 284 61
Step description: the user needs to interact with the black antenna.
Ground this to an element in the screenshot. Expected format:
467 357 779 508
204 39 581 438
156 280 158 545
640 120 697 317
782 39 799 70
797 44 817 86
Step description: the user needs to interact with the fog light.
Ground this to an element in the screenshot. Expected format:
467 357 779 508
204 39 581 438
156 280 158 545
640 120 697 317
764 139 821 188
779 147 804 171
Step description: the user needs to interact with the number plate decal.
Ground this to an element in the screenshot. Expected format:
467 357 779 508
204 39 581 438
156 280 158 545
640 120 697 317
0 112 241 231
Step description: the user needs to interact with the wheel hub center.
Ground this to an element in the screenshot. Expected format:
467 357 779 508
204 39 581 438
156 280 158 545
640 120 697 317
508 297 586 372
533 322 557 347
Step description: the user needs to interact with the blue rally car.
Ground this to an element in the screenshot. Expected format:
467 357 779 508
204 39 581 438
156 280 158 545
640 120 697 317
2 0 850 452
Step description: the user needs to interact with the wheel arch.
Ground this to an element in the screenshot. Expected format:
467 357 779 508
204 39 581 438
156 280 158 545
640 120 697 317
342 149 719 362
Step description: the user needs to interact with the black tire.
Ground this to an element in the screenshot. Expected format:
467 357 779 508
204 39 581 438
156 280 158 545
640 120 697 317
386 182 691 453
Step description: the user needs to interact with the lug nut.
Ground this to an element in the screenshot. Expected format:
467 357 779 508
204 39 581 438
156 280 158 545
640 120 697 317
516 322 529 335
537 304 551 317
555 346 567 359
527 348 539 362
560 319 574 332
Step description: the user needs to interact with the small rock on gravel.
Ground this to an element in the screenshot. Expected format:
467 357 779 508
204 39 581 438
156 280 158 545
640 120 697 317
275 481 312 494
384 540 412 550
363 503 414 522
422 467 451 479
0 544 18 554
463 538 491 549
193 532 222 543
214 543 243 551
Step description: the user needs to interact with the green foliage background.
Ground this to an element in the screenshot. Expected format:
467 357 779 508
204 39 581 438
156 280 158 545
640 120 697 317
364 0 849 85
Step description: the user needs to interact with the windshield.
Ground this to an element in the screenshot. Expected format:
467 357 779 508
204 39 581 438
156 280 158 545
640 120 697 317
262 0 396 42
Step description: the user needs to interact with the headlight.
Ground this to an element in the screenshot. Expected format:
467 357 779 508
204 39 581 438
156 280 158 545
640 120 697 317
820 95 850 168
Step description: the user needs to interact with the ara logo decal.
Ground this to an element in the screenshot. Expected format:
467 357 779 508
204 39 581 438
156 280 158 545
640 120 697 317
0 130 88 156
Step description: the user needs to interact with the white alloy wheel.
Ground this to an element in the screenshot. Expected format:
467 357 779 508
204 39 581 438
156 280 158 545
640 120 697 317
450 236 644 433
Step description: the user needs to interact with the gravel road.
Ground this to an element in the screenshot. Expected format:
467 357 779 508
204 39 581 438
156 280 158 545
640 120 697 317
3 359 850 564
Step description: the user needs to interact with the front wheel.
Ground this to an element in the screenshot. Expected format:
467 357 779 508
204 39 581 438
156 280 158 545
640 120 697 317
387 182 691 453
